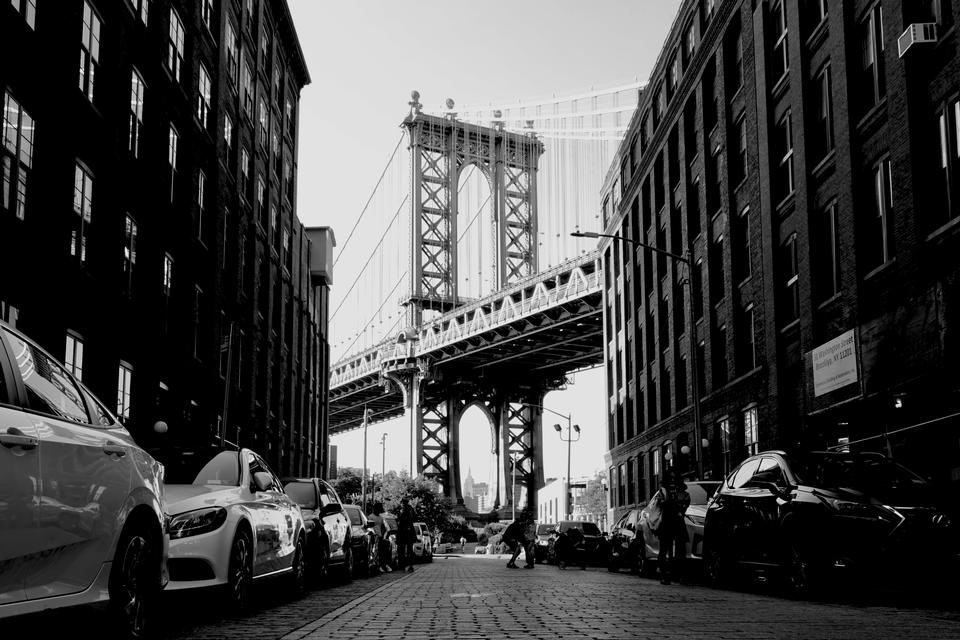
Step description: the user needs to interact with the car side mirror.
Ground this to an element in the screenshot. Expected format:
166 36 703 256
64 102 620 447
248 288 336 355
320 503 342 517
252 471 273 493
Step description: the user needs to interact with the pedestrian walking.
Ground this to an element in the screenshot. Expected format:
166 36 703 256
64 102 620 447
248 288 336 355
367 502 393 573
396 496 417 573
459 535 466 552
653 467 690 585
552 525 586 570
503 507 535 569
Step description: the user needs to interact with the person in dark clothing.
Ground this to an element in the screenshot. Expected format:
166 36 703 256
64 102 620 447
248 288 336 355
654 468 691 585
503 508 535 569
552 526 586 570
396 497 417 573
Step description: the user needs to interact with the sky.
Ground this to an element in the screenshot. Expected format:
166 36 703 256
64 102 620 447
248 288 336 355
287 0 682 488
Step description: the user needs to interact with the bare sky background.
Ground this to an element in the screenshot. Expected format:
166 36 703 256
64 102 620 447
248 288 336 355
288 0 682 487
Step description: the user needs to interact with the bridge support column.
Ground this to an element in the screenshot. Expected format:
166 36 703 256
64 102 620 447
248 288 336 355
499 389 546 517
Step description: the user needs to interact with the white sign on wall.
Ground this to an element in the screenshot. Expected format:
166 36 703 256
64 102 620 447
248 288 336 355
812 329 859 397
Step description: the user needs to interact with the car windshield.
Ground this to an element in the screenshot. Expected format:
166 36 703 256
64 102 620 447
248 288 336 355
164 450 240 486
789 453 928 498
536 524 554 535
283 481 316 509
686 482 721 505
558 521 601 535
344 507 363 526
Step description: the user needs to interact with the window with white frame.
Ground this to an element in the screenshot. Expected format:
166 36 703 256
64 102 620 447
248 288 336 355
240 147 250 198
123 214 137 293
771 0 788 83
868 158 894 269
65 332 84 380
196 171 206 239
131 0 149 25
12 0 37 28
936 98 960 227
241 58 254 115
2 91 35 220
718 416 732 476
72 163 93 264
168 125 178 201
817 202 840 301
129 69 145 157
685 21 696 62
223 113 234 160
813 64 834 162
256 174 265 225
775 111 794 202
117 363 133 420
79 2 101 103
258 97 268 147
163 253 173 296
781 233 799 324
201 0 214 31
197 63 211 129
193 285 203 358
285 96 295 138
859 4 885 115
167 8 185 83
226 21 239 86
743 405 759 455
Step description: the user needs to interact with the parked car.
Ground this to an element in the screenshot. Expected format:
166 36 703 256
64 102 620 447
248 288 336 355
282 477 353 582
545 520 605 565
342 504 380 576
534 523 556 563
608 480 720 575
413 521 433 562
0 322 168 638
703 450 957 593
163 447 307 612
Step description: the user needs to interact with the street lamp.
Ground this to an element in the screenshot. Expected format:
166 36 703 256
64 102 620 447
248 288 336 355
571 229 704 479
380 433 388 501
361 406 371 513
554 422 581 520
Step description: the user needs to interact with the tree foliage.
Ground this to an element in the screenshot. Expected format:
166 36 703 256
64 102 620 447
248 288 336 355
580 471 608 517
377 471 456 535
332 467 365 503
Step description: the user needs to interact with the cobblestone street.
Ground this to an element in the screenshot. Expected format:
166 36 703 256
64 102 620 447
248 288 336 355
5 554 960 639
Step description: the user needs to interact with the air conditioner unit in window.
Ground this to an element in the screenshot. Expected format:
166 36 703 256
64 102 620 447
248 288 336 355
898 23 938 58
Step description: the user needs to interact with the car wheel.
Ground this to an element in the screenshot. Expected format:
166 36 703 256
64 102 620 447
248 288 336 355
226 529 253 614
312 541 330 588
607 553 620 573
785 543 814 596
109 519 160 639
704 544 731 587
288 534 307 598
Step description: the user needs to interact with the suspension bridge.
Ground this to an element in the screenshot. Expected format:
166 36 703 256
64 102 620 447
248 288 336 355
328 83 640 515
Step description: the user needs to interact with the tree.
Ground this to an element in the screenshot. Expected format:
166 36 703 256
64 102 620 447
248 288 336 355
580 471 608 518
377 471 456 534
332 467 364 503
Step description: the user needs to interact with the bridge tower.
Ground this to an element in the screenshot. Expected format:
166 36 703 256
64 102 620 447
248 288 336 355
386 92 546 517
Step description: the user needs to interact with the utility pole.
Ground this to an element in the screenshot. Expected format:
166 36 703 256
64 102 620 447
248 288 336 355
380 433 387 501
362 405 370 513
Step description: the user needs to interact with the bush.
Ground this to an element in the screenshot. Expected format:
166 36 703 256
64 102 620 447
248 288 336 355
484 522 507 537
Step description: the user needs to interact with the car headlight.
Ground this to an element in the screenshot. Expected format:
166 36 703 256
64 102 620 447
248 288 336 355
821 497 899 523
169 507 228 539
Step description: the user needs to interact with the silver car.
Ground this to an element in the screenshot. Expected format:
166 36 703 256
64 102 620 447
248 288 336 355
0 322 168 637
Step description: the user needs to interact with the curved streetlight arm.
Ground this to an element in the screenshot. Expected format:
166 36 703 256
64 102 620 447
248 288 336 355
571 230 689 265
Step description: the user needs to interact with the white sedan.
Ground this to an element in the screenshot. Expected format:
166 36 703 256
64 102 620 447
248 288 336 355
163 447 306 612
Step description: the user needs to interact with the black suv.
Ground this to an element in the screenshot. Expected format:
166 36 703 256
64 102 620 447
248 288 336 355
703 450 956 593
546 520 605 565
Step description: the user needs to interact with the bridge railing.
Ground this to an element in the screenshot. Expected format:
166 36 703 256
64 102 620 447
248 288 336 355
329 340 392 388
417 251 602 353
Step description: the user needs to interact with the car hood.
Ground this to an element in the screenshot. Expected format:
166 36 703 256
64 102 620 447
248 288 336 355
165 484 243 514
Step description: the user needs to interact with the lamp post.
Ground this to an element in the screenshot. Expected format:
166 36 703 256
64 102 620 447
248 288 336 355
361 406 371 512
521 403 579 520
379 433 387 501
572 230 705 479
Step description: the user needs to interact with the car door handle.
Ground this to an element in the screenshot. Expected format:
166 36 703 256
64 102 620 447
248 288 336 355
0 427 38 450
102 442 127 457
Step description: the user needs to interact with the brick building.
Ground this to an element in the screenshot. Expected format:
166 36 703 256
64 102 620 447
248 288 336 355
0 0 334 477
600 0 960 519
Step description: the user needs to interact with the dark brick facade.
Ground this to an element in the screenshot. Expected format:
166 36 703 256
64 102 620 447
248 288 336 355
0 0 332 477
601 0 960 519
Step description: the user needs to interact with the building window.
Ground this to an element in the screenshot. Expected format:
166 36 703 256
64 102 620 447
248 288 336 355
859 4 886 115
226 22 239 86
705 0 716 21
712 321 727 388
167 7 185 83
128 70 146 157
813 65 834 161
627 459 636 505
774 111 794 203
130 0 149 25
867 158 894 269
241 59 254 116
117 363 133 420
283 156 293 203
803 0 827 34
271 122 281 176
200 0 213 31
239 147 250 200
668 54 680 100
168 125 178 201
163 253 173 295
718 416 732 476
12 0 37 28
685 21 696 62
223 113 234 161
936 98 960 227
736 304 755 373
1 91 35 221
123 214 138 294
196 171 206 239
258 97 269 147
781 233 800 324
238 232 246 289
285 97 295 138
732 114 747 185
72 163 93 264
728 27 743 93
272 66 283 107
260 30 271 71
79 1 101 103
256 175 266 226
816 202 840 301
733 206 750 283
65 332 84 380
710 233 724 302
282 226 291 271
693 259 704 320
743 405 759 455
197 64 212 129
193 285 203 358
771 0 789 83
